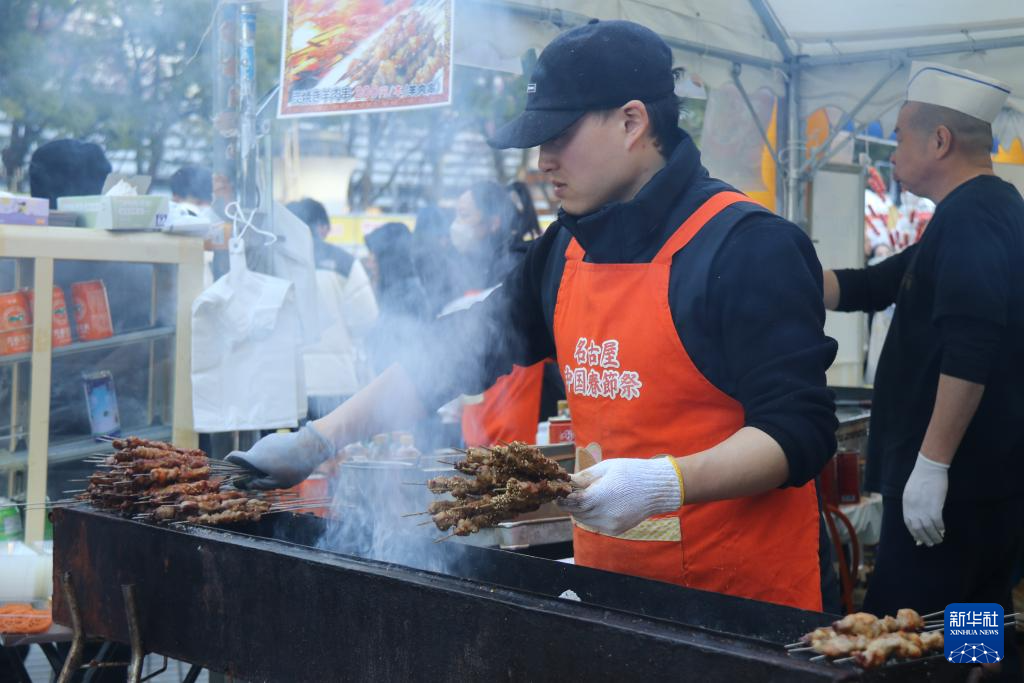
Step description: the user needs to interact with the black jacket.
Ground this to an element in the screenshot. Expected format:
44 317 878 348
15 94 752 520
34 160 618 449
835 175 1024 501
400 130 838 486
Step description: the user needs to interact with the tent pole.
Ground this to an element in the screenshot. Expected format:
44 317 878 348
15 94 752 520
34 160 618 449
799 60 904 179
802 35 1024 67
731 64 782 170
785 62 802 225
747 0 793 62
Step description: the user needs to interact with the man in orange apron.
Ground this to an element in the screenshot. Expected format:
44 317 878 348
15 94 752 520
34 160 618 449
230 20 838 612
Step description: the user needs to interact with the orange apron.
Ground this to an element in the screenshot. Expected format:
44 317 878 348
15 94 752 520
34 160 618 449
461 361 546 446
553 192 822 610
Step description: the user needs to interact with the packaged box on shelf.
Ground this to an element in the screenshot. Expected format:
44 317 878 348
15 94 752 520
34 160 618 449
57 194 169 230
56 174 168 230
0 195 49 226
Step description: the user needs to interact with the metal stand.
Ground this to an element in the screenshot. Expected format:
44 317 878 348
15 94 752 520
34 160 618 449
57 574 170 683
122 584 144 683
57 572 86 683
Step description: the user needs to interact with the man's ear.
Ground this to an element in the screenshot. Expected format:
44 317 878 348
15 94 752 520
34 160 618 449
621 99 651 150
934 125 954 160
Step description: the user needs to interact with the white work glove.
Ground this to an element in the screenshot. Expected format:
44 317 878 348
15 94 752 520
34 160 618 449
225 424 336 490
558 457 681 536
902 452 949 547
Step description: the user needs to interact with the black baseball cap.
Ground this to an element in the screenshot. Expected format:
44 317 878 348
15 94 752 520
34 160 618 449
489 20 675 150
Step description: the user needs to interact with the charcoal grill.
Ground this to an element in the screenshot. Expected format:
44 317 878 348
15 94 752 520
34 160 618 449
51 507 963 682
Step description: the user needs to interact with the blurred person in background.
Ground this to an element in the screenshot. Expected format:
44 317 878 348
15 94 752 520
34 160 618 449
29 138 110 208
169 164 221 287
169 164 213 208
287 198 379 417
363 221 430 374
410 202 457 316
444 180 563 447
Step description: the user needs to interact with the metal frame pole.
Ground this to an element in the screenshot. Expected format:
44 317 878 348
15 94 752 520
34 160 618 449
236 4 259 213
798 60 904 180
785 64 802 225
730 63 783 170
802 35 1024 67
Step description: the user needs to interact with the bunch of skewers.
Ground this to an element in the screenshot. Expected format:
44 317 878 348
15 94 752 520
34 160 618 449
405 441 574 542
21 436 328 526
786 608 1020 669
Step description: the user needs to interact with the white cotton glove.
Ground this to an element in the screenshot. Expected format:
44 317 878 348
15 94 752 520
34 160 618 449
902 452 949 547
558 457 682 536
225 424 336 490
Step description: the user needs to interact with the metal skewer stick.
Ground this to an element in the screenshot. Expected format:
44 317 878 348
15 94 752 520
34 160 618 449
920 610 946 620
808 654 828 662
831 656 855 664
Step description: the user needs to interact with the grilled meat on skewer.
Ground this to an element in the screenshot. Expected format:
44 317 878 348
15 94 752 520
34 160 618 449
832 609 925 638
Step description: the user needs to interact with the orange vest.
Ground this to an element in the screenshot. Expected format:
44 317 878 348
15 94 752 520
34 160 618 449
553 192 822 611
461 362 546 447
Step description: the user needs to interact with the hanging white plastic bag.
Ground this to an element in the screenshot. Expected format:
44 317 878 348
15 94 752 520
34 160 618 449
273 202 321 345
191 236 305 431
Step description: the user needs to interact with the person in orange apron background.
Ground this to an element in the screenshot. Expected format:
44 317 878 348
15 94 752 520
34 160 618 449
445 181 563 446
230 20 839 612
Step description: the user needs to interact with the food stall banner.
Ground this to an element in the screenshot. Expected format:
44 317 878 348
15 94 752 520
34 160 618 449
278 0 453 118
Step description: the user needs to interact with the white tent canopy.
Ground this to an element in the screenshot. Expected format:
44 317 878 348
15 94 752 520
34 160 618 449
461 0 1024 218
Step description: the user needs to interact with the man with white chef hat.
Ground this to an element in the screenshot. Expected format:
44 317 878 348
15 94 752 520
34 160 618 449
825 62 1024 676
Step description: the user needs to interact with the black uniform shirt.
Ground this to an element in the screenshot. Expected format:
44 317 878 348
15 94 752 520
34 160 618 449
835 175 1024 501
399 130 839 487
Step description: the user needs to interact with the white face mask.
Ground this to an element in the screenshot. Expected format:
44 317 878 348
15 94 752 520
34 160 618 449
449 220 477 253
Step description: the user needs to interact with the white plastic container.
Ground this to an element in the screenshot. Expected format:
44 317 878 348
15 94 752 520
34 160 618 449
0 541 48 601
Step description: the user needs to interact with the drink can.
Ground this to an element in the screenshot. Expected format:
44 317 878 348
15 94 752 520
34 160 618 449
548 417 575 445
837 450 861 504
818 455 840 507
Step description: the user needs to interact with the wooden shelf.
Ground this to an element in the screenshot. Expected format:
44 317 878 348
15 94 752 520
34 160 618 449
0 223 204 542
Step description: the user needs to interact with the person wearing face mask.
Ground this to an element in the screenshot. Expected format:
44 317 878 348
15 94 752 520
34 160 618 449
228 20 837 612
443 181 562 448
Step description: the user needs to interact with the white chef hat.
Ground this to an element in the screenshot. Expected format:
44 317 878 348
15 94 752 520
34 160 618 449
906 61 1010 124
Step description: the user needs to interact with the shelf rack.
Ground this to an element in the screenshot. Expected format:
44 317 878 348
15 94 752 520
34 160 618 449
0 224 204 542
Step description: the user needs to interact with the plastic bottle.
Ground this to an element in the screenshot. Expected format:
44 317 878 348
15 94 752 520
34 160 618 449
369 434 390 460
0 498 23 541
393 434 421 463
557 399 570 418
342 441 369 462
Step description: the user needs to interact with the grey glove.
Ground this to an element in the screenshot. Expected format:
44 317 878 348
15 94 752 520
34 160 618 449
225 424 335 490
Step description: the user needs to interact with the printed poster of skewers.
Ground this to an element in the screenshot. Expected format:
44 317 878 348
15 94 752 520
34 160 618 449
278 0 453 118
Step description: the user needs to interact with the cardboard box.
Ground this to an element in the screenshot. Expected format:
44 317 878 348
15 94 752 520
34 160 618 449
56 174 169 230
0 195 49 226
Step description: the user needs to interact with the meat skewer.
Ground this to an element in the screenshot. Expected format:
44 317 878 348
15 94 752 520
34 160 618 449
421 442 573 538
82 435 322 527
833 608 925 637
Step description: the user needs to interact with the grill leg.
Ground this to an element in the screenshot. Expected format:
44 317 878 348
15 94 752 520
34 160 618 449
122 584 145 683
182 663 204 683
57 572 86 683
